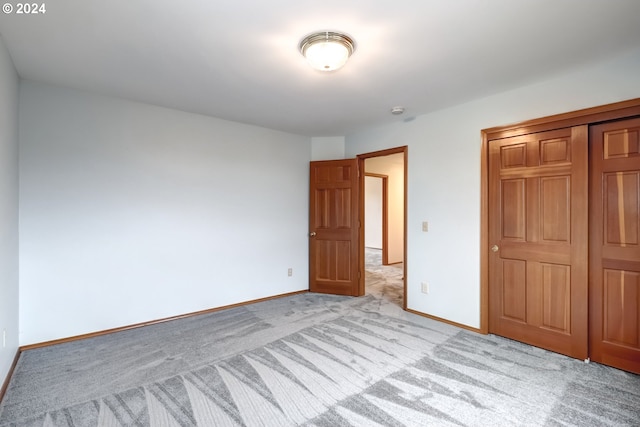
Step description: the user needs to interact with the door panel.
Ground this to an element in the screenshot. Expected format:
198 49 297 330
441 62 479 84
589 118 640 374
541 263 570 332
501 259 527 321
501 179 526 239
489 126 588 359
309 159 361 296
540 176 571 242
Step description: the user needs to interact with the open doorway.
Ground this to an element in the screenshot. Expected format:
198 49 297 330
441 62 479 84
359 148 407 309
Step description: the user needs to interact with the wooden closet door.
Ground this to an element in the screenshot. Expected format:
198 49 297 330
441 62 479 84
589 118 640 374
488 126 589 360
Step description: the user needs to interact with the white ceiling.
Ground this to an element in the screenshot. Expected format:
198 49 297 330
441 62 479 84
1 1 639 136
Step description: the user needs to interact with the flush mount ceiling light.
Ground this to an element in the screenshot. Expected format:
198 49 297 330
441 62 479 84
299 31 355 72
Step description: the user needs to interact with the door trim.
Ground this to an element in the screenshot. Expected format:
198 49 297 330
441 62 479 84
480 97 640 334
358 146 408 310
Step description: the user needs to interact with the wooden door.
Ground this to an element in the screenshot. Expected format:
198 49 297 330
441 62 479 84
589 118 640 374
488 126 589 359
309 159 362 296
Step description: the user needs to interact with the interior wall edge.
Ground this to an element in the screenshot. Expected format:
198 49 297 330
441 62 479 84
405 308 482 334
20 290 308 350
0 349 20 405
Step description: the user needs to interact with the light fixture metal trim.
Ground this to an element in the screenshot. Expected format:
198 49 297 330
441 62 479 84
299 31 356 72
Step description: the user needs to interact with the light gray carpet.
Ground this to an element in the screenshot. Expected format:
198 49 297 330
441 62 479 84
1 251 638 426
364 247 403 308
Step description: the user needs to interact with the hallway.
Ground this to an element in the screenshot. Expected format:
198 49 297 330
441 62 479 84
364 247 403 307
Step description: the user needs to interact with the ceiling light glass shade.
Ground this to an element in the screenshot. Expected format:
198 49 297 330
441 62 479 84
299 32 355 72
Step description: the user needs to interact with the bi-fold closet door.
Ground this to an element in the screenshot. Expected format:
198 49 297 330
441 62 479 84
488 115 640 374
488 126 589 361
589 118 640 374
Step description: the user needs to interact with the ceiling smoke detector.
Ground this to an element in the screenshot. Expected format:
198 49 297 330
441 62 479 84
391 106 405 115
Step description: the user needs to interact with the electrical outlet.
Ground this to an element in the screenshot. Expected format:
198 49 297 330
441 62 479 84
288 268 293 277
421 282 429 294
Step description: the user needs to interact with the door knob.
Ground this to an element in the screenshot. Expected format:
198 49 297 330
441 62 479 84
491 245 499 252
309 232 317 237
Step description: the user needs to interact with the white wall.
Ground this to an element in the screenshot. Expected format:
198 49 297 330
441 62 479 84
0 36 20 381
311 136 345 160
346 48 640 329
19 81 311 345
364 176 383 249
365 155 404 263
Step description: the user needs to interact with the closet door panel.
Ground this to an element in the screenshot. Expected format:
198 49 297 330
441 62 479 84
589 118 640 374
